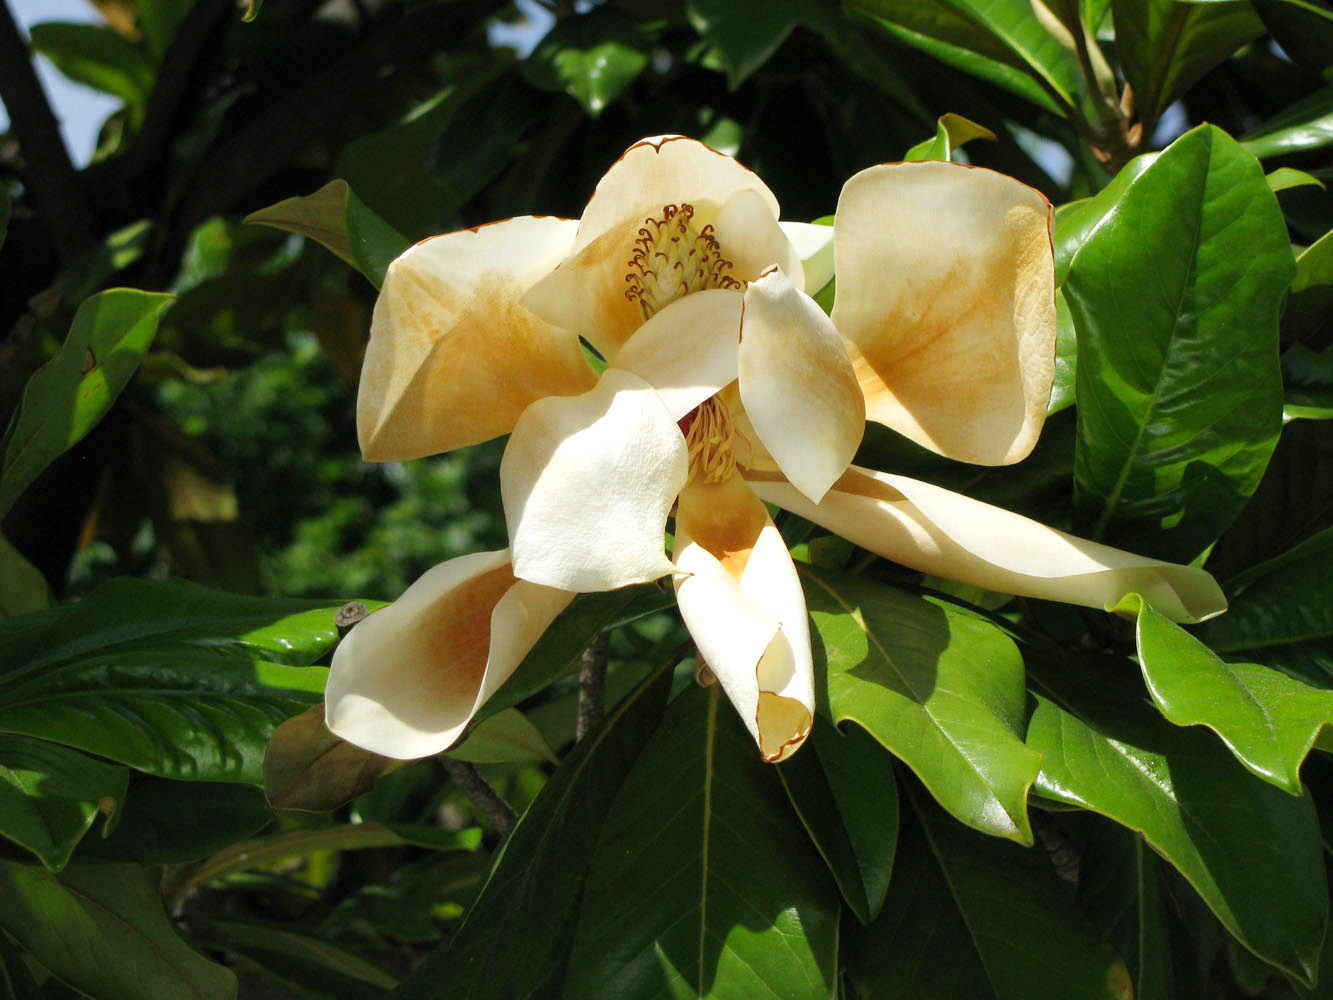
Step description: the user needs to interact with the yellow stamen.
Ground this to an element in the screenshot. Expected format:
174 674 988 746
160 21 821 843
679 396 737 484
625 203 740 319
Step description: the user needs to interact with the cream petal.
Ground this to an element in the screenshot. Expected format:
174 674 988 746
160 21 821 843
674 474 815 762
523 137 782 362
712 188 805 288
610 288 744 420
831 162 1056 466
750 466 1227 624
502 368 688 591
780 221 835 295
325 550 574 759
739 268 865 504
359 217 594 461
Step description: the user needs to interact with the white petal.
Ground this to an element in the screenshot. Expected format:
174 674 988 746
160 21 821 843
712 188 805 288
502 368 688 591
325 551 574 759
751 466 1227 623
611 288 743 420
739 268 864 503
674 475 814 761
780 221 835 295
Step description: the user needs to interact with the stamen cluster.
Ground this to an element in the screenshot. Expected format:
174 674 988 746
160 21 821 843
625 203 740 319
678 396 737 484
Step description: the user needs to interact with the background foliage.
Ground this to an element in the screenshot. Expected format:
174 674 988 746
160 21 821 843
2 0 1333 997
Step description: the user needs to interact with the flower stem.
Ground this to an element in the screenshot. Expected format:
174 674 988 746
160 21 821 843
577 631 609 741
440 758 517 835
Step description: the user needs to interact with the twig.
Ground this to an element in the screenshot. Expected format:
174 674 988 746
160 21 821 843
577 631 609 741
440 758 518 836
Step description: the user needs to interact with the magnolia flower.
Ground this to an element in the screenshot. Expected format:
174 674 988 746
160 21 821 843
327 136 1225 766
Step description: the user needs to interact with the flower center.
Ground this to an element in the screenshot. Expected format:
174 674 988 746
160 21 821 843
678 395 737 484
625 203 741 320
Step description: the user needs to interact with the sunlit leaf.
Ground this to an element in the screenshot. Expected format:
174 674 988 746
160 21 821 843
526 9 650 113
903 111 996 161
27 22 154 115
1242 85 1333 158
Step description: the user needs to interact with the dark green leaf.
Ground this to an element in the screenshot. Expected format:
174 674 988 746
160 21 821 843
802 565 1040 843
0 188 9 252
1110 0 1264 131
562 685 839 999
0 861 237 1000
903 111 996 161
687 0 810 87
0 289 173 519
1116 592 1333 793
1026 650 1326 984
0 537 50 619
1252 0 1333 78
526 10 650 113
449 708 557 765
27 23 154 114
84 780 271 865
0 736 127 871
1283 344 1333 420
1066 125 1292 562
204 921 397 999
395 658 674 1000
1242 85 1333 158
0 930 43 1000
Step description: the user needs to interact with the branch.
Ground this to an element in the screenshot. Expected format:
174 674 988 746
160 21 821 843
0 0 93 260
576 631 609 741
440 758 518 836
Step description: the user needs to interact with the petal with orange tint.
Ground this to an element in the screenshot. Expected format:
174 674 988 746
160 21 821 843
831 162 1056 466
502 369 688 591
740 268 865 504
750 466 1227 624
325 550 574 759
359 217 594 461
611 287 743 420
674 473 814 762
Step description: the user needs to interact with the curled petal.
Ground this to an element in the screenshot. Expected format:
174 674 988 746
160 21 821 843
831 162 1056 466
739 268 865 503
326 551 574 759
712 188 805 288
674 474 815 762
502 369 688 591
780 221 835 295
751 466 1227 623
611 288 743 420
359 217 594 461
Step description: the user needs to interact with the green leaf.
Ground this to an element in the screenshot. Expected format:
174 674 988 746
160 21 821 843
1252 0 1333 78
1110 0 1264 131
83 780 271 865
0 289 172 520
526 10 650 113
1025 650 1326 984
1268 167 1326 193
847 787 1131 999
448 708 558 765
776 719 898 924
562 685 839 999
1242 85 1333 158
1115 592 1333 793
202 921 397 998
27 23 154 114
264 704 402 812
903 111 996 161
0 536 51 618
1066 125 1292 562
1296 227 1333 294
394 658 674 1000
0 736 127 871
687 0 811 86
244 180 409 288
0 188 9 252
0 578 351 784
801 565 1041 844
0 861 237 1000
242 0 262 22
1282 344 1333 421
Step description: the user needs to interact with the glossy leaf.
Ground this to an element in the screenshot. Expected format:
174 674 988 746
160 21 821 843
801 565 1040 844
903 111 995 161
848 787 1130 999
1111 0 1264 131
1242 85 1333 158
0 736 127 871
244 180 409 288
1066 125 1292 562
688 0 811 87
0 578 352 783
264 704 402 811
562 685 840 999
1268 167 1326 193
1116 592 1333 793
527 10 650 113
0 861 237 1000
0 289 173 519
1026 651 1326 984
395 658 674 1000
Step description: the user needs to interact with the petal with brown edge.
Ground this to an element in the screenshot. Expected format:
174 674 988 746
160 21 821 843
359 216 594 461
740 268 864 504
502 368 688 592
325 550 574 759
831 162 1056 466
749 465 1227 624
674 473 814 762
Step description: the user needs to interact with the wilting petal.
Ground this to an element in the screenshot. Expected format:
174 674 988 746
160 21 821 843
831 162 1056 466
523 136 781 362
739 268 865 503
780 221 835 295
674 473 814 761
751 466 1227 623
326 550 574 759
712 188 805 288
359 217 594 461
503 368 688 591
611 288 743 420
